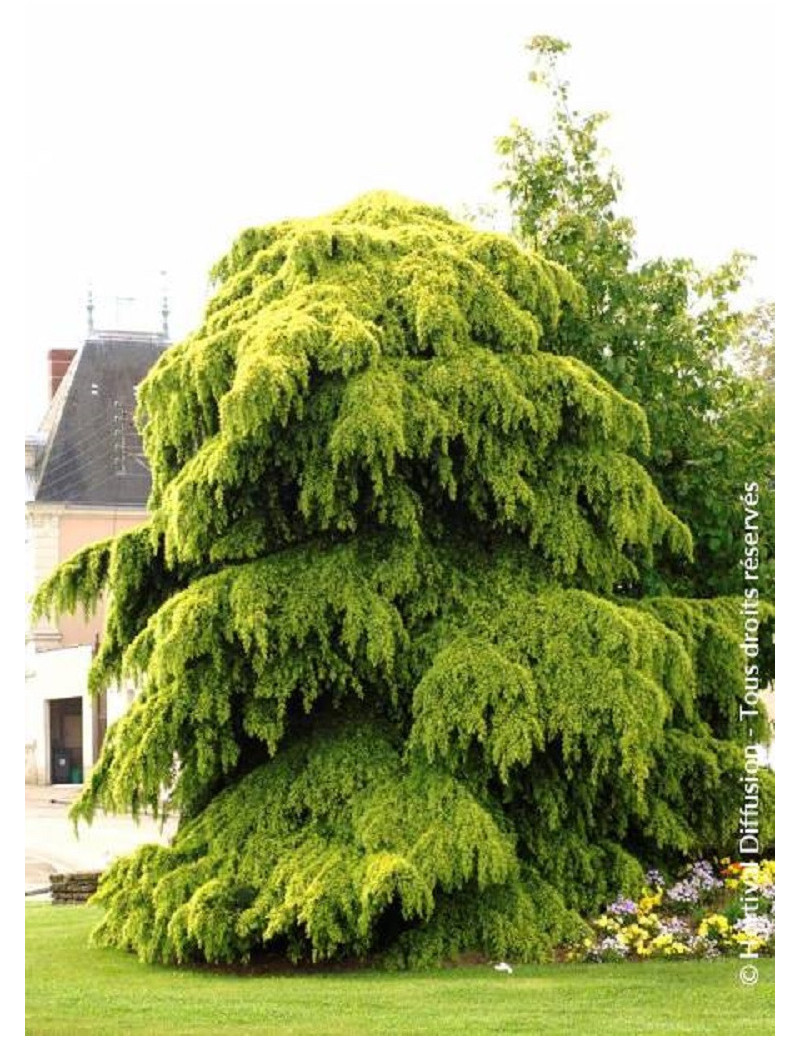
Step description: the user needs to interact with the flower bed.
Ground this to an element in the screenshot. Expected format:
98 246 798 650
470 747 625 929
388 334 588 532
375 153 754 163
566 859 775 961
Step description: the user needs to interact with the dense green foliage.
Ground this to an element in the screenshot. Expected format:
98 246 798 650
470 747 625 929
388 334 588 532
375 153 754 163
497 37 775 599
34 193 773 967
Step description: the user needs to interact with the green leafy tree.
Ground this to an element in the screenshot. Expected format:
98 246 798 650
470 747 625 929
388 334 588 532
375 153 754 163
497 37 775 599
734 300 775 386
34 193 772 967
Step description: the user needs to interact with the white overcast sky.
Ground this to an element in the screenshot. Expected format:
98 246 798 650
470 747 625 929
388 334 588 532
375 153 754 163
24 0 774 427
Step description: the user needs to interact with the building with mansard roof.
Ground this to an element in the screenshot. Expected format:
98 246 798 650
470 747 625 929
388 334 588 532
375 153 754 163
25 298 168 785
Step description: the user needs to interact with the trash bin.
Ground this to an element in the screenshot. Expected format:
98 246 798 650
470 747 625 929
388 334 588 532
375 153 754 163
52 750 70 784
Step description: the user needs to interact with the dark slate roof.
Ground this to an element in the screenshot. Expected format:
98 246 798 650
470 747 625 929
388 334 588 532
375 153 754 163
31 331 167 507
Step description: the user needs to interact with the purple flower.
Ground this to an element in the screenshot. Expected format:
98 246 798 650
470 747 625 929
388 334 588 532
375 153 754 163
587 934 628 961
607 896 638 916
666 861 722 905
688 860 723 892
666 879 700 905
646 869 665 889
659 916 690 938
733 915 774 939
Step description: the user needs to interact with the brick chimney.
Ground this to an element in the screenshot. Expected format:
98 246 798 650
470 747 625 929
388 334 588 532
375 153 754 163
48 349 77 400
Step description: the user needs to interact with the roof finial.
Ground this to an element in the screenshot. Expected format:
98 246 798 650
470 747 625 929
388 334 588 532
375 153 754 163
87 286 95 334
160 270 170 340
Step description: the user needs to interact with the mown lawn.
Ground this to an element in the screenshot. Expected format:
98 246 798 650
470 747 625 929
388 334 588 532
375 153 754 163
26 905 774 1036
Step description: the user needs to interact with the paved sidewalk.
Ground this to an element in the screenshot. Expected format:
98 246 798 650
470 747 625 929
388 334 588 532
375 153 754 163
25 785 176 891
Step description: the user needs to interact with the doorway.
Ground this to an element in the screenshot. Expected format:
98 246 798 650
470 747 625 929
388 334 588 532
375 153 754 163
49 698 83 784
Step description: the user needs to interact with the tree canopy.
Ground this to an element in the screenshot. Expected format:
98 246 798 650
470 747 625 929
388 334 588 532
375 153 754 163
34 192 773 967
497 36 775 600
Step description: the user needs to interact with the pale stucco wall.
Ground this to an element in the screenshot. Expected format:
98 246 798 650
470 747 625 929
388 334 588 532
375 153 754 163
57 510 145 647
25 644 94 785
26 507 62 648
26 505 148 784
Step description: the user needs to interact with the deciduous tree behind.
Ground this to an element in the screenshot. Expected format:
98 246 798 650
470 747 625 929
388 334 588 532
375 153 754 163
497 36 775 600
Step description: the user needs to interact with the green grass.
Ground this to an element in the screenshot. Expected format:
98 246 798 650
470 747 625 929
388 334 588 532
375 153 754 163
26 905 774 1036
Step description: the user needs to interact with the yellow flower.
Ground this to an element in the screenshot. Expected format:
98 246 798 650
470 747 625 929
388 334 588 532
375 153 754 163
699 914 729 937
733 931 766 950
638 892 663 913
